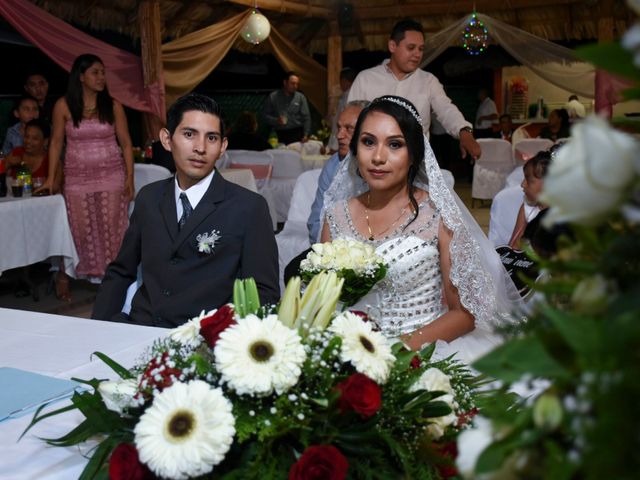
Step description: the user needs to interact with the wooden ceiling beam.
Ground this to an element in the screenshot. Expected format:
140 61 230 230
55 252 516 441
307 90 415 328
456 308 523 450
353 0 583 20
225 0 332 19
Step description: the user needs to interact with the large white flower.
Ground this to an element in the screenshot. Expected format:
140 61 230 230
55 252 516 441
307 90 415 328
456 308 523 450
169 309 216 348
409 367 458 439
98 377 139 414
329 311 395 383
214 314 306 395
539 116 638 226
134 380 235 480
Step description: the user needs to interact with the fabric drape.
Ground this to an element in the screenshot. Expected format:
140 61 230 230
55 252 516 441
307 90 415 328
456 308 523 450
161 10 252 106
161 10 327 115
0 0 165 119
266 24 327 115
420 13 596 100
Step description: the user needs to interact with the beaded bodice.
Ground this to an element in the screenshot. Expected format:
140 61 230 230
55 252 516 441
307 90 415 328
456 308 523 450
326 198 446 338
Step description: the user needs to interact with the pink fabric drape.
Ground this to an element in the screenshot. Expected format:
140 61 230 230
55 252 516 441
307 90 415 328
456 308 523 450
594 70 633 118
0 0 165 119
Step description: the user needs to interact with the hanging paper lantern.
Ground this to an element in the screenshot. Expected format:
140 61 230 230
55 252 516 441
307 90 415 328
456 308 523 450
241 9 271 45
461 12 488 56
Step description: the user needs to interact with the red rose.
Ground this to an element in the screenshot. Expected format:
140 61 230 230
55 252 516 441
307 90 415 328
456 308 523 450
200 304 236 348
433 441 459 479
289 445 348 480
109 443 153 480
410 355 421 369
336 373 381 418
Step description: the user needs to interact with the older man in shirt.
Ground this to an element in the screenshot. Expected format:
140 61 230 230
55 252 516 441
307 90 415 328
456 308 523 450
307 100 368 243
347 19 480 159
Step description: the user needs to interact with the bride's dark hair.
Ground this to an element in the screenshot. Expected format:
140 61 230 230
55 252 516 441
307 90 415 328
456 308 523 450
349 95 424 226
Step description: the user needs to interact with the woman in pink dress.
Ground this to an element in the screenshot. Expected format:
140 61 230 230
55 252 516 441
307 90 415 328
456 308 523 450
40 54 134 292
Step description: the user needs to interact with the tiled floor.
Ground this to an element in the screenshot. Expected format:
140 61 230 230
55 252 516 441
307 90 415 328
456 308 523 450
0 180 492 319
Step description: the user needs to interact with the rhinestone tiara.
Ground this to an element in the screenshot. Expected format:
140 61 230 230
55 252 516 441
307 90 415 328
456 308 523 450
375 96 423 126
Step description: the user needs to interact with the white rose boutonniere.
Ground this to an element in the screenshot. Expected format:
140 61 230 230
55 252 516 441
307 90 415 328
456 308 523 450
196 229 221 254
540 116 639 226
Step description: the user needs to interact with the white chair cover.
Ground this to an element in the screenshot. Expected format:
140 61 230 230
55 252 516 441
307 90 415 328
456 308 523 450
268 150 305 178
286 140 324 156
513 138 554 164
218 168 258 193
488 186 524 246
133 164 172 195
505 166 524 188
275 169 321 292
472 139 513 201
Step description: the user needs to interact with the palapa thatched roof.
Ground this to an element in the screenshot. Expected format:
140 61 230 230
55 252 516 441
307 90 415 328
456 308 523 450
32 0 636 55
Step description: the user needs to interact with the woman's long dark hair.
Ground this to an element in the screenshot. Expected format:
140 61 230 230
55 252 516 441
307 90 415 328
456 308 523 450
66 54 114 127
349 95 425 227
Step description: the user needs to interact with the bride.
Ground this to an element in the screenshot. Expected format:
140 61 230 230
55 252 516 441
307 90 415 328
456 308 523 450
320 95 522 363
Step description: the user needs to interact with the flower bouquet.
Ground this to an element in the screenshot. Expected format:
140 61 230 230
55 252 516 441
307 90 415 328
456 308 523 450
299 238 387 307
25 275 479 480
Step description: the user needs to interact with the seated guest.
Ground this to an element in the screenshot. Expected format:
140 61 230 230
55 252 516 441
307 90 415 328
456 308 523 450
474 87 498 138
565 94 586 120
92 93 280 327
24 72 54 126
493 114 515 142
5 119 50 178
539 109 570 142
508 149 568 256
2 95 39 154
227 111 271 151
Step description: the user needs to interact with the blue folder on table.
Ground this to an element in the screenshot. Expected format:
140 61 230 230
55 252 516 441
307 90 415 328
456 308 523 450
0 367 81 422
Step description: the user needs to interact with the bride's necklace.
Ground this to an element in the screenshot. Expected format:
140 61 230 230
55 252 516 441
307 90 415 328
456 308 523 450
364 192 412 241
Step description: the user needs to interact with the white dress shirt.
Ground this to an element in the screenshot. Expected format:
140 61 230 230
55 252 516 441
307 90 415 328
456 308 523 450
347 59 471 137
174 169 215 221
475 97 498 129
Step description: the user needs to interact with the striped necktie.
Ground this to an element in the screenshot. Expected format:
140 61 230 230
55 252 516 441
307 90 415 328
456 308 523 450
178 192 193 231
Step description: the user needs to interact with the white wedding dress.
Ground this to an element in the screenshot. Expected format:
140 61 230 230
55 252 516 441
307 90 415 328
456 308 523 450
326 196 513 364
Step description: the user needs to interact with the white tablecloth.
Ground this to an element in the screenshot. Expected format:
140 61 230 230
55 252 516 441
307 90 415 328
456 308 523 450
0 308 167 479
0 195 79 278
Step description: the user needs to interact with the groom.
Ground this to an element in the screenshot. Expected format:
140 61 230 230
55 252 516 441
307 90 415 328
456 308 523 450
92 93 279 328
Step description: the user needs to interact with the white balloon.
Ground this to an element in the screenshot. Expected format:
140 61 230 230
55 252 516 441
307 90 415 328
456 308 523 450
240 10 271 45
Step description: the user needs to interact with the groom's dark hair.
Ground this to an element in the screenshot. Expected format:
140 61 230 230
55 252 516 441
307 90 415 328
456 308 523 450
166 93 226 138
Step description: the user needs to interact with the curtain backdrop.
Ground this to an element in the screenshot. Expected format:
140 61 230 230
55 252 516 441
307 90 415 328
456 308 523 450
161 10 252 106
161 10 327 115
0 0 165 119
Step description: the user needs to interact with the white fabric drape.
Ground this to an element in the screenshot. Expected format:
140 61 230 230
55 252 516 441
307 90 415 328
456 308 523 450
421 13 596 99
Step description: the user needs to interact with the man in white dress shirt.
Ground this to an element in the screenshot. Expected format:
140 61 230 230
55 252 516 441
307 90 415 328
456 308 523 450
565 95 586 119
347 19 481 159
474 87 498 138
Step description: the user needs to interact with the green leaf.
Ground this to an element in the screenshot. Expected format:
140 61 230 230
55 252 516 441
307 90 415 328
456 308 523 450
475 440 512 474
473 336 569 382
577 42 640 82
20 402 78 440
91 352 134 380
78 435 121 480
44 418 97 446
540 304 600 356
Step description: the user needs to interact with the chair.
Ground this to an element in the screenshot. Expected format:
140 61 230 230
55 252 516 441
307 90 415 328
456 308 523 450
133 163 172 196
275 169 321 292
263 150 305 224
226 151 274 189
512 138 554 164
471 139 513 206
488 186 524 246
287 140 324 156
218 168 258 193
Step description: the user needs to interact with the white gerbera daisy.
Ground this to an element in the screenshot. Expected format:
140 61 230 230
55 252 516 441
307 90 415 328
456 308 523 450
329 311 395 383
214 314 306 395
409 367 458 440
134 380 235 480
